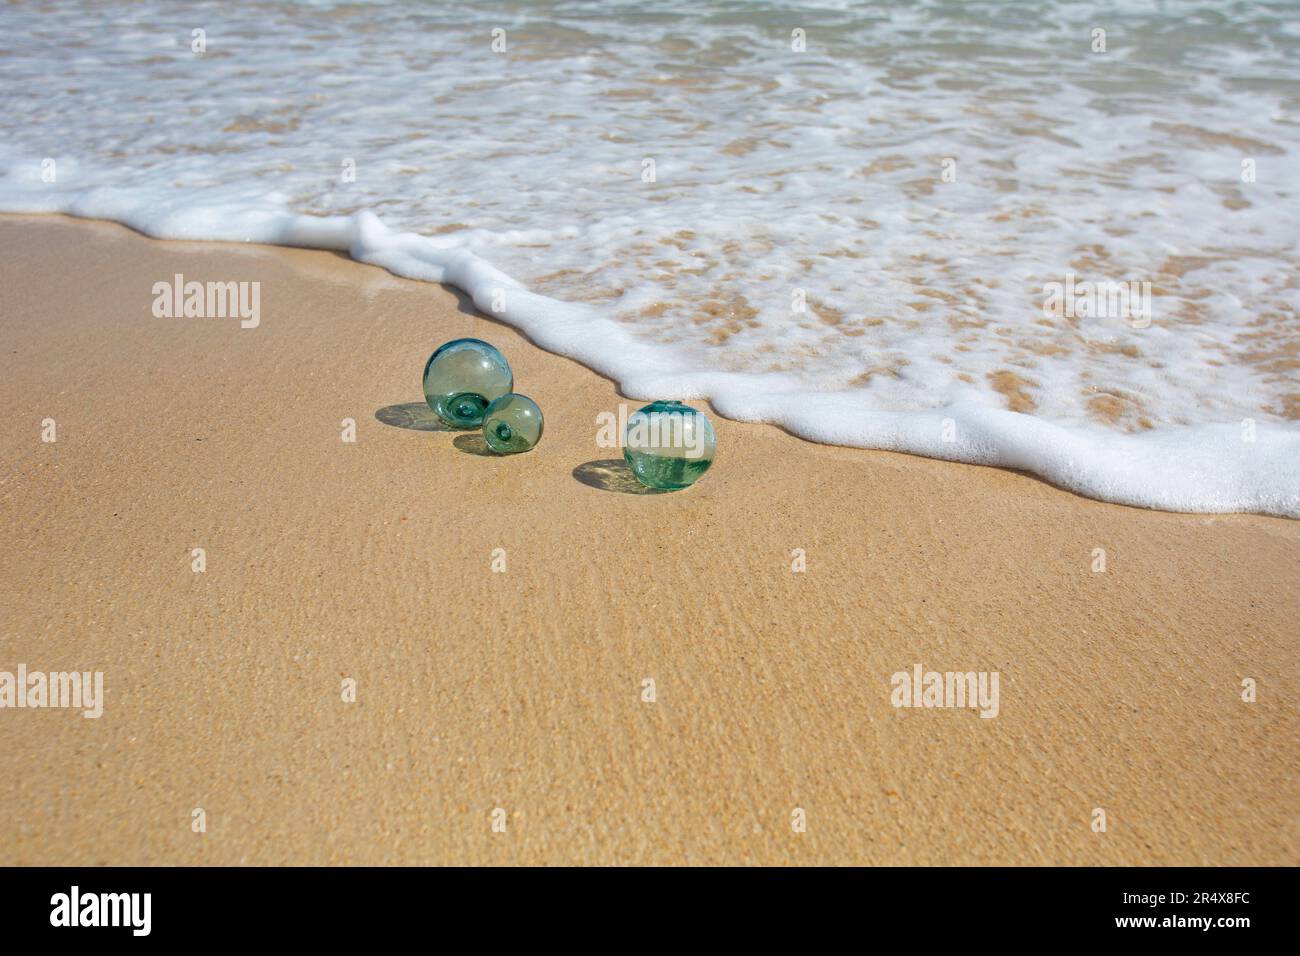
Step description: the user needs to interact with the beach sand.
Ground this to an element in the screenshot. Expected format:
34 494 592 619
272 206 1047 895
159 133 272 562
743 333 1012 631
1 214 1296 866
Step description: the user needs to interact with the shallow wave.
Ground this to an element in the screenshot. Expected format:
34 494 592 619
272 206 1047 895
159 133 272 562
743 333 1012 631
1 0 1297 515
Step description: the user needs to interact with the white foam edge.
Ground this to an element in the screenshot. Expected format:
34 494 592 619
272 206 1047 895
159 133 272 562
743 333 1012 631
6 192 1297 519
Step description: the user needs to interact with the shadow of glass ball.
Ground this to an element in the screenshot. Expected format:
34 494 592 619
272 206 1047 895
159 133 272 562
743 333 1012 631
572 459 669 495
452 433 499 457
374 402 455 432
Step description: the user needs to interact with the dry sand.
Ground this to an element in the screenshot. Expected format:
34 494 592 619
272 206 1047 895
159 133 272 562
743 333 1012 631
1 214 1296 865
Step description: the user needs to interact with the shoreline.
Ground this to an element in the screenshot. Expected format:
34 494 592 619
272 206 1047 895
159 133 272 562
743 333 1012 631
1 213 1296 865
3 203 1294 518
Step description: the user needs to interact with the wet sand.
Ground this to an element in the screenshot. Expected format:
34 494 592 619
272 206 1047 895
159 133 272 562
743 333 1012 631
1 214 1296 865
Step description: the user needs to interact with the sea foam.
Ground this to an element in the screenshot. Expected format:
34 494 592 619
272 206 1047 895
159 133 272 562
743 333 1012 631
0 0 1297 516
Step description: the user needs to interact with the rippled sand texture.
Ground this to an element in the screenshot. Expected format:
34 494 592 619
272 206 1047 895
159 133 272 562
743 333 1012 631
1 216 1296 865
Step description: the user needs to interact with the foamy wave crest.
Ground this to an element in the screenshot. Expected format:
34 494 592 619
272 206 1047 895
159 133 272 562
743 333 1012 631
1 0 1298 515
5 184 1296 516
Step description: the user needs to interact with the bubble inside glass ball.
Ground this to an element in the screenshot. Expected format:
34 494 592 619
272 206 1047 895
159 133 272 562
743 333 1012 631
482 393 544 454
422 338 513 429
623 400 716 490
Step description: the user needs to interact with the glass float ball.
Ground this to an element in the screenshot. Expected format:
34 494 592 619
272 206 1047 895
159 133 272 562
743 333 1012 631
623 400 716 490
482 393 544 454
422 338 513 429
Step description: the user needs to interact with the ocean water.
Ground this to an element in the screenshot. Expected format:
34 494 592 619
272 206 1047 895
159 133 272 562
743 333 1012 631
1 0 1297 515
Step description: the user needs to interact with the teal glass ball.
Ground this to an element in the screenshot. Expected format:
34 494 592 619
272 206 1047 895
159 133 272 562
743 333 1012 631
623 400 716 490
482 393 544 454
422 338 513 429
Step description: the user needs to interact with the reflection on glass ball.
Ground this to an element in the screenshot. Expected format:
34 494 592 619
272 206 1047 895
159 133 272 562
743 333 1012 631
482 393 544 454
422 338 513 429
624 400 716 490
